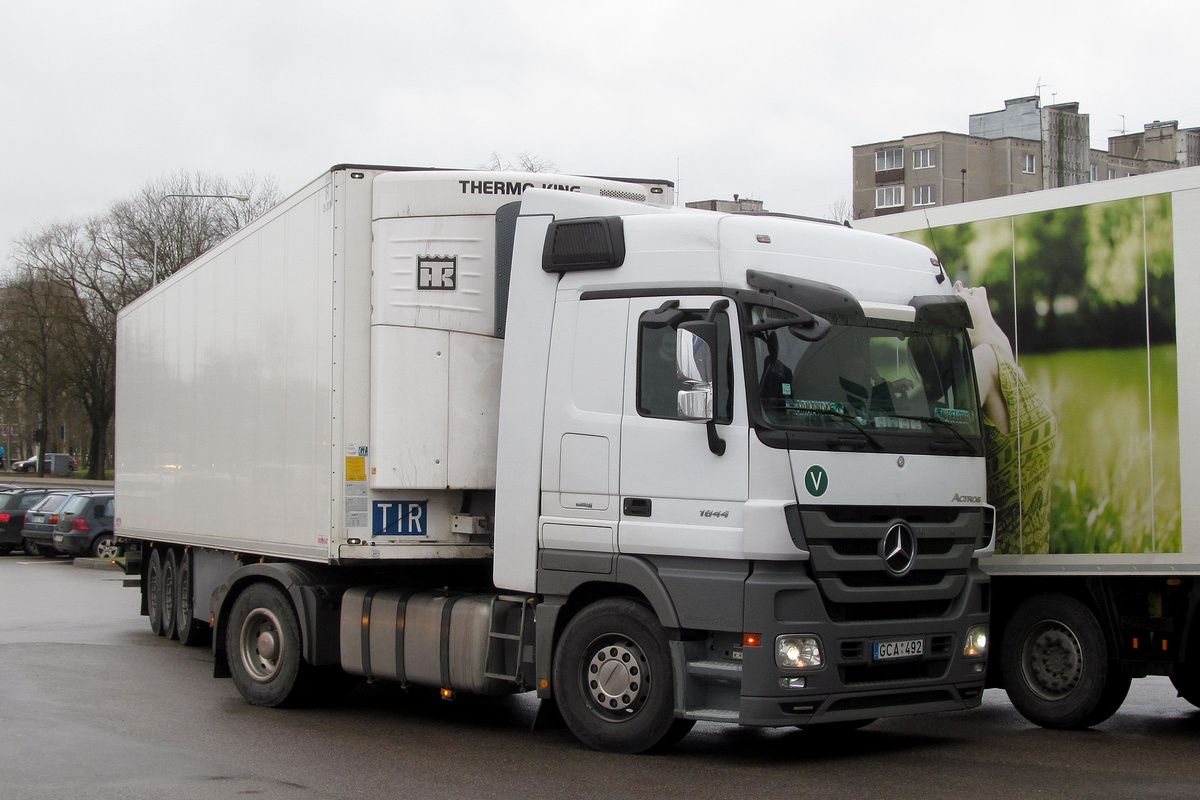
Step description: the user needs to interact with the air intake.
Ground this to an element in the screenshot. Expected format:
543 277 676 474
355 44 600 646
542 216 625 272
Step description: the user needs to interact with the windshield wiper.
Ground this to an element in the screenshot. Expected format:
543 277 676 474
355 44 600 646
791 406 884 451
888 414 976 453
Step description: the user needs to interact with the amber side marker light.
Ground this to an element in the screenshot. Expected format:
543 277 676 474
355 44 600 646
743 633 762 648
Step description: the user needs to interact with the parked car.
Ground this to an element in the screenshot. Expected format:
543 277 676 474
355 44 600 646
21 490 101 557
11 454 78 474
0 488 61 555
51 493 116 558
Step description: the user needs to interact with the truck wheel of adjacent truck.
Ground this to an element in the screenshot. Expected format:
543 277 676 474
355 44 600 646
551 598 694 754
1169 627 1200 708
226 582 311 708
1001 593 1129 728
146 547 164 636
1170 672 1200 707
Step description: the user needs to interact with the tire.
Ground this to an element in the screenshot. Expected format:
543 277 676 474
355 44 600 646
226 582 311 708
1001 593 1115 729
146 547 164 636
1080 670 1132 727
1170 649 1200 708
92 534 121 560
161 548 179 640
552 598 694 753
174 549 206 647
37 545 59 558
23 538 39 557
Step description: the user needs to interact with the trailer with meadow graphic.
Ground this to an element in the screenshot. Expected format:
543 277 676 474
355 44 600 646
857 166 1200 728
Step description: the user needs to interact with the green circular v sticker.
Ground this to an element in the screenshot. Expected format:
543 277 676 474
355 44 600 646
805 465 828 497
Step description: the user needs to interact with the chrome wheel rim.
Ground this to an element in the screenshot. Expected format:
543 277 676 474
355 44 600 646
239 607 285 683
583 635 649 720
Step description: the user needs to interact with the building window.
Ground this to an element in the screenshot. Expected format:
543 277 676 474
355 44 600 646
875 185 904 209
912 185 936 206
913 148 936 169
875 148 904 171
1108 169 1117 180
1090 164 1098 182
1021 154 1036 174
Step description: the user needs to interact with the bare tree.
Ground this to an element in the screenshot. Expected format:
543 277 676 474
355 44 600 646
479 152 558 173
0 262 74 474
829 196 854 224
2 171 281 478
108 171 280 285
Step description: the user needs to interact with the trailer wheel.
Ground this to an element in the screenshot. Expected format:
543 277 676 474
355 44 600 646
160 548 179 640
146 547 165 636
552 598 693 753
1170 650 1200 708
174 549 206 647
1002 593 1117 728
227 582 309 707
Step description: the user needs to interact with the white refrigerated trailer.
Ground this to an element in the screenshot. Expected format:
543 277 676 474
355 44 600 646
116 164 993 752
857 166 1200 728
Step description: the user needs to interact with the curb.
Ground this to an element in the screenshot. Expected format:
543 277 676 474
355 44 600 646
72 557 124 572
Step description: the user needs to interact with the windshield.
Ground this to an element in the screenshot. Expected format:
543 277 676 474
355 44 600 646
749 307 981 448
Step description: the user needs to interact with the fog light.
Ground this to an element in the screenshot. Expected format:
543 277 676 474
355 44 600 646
776 635 823 670
780 676 807 689
964 625 989 658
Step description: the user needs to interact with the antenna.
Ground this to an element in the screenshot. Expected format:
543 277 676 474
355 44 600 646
1111 114 1127 135
1035 78 1053 99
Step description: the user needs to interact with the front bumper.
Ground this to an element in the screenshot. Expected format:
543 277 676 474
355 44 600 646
734 560 990 727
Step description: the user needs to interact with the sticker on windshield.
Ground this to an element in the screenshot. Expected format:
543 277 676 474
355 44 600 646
934 407 976 424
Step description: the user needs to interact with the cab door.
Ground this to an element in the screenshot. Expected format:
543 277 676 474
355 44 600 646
617 296 749 559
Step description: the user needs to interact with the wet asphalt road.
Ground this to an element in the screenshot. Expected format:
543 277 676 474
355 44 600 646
3 554 1200 800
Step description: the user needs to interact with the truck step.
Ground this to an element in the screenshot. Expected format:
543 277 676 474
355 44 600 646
687 660 743 682
684 708 740 722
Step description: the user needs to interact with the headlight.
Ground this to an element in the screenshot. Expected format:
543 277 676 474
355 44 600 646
963 625 989 658
776 635 823 670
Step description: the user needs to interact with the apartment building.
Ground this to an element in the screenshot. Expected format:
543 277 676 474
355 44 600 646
853 96 1199 219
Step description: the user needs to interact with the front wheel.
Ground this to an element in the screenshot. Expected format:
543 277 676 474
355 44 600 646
1001 593 1117 729
226 582 310 707
552 598 694 753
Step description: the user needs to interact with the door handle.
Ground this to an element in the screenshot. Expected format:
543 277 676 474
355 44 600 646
623 498 652 517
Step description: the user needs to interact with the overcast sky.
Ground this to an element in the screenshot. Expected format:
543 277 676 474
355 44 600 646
2 0 1197 270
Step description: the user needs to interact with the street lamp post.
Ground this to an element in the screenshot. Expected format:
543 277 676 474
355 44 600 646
151 193 251 286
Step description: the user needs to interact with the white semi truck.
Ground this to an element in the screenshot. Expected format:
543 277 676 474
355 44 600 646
115 165 994 753
857 166 1200 729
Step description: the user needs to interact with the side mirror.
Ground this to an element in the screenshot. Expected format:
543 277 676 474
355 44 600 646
676 325 715 421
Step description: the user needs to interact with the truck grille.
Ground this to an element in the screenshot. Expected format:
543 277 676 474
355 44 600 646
788 505 982 623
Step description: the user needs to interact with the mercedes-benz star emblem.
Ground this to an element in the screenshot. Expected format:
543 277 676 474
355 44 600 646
881 522 917 576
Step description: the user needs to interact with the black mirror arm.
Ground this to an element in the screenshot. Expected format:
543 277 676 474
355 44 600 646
706 420 727 456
